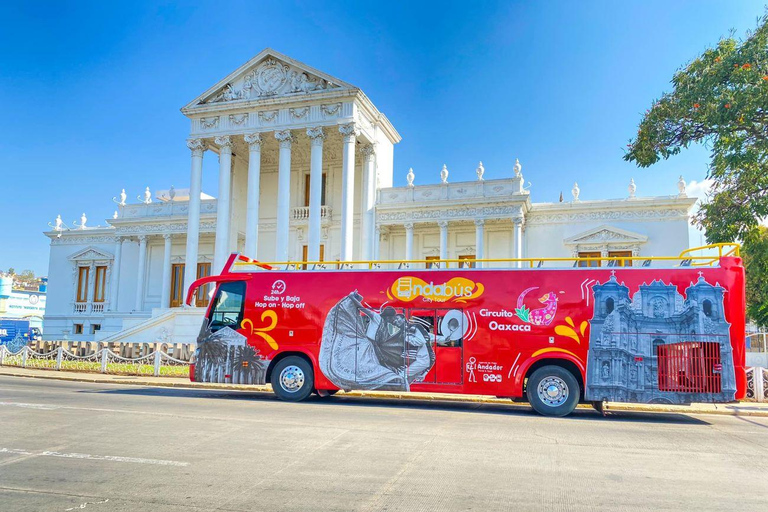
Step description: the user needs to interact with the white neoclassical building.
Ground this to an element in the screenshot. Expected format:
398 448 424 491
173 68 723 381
42 49 696 343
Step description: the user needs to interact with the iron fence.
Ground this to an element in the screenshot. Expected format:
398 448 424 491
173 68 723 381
0 342 192 378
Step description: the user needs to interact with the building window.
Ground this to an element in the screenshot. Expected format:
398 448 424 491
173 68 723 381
703 299 713 317
90 324 101 334
426 256 441 269
605 297 615 315
578 252 602 267
301 245 325 269
458 255 476 269
303 173 327 207
76 267 89 302
608 251 633 267
93 266 107 302
196 263 212 308
170 263 184 307
73 323 84 335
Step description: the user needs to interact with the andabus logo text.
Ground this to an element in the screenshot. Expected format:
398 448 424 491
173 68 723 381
387 276 484 303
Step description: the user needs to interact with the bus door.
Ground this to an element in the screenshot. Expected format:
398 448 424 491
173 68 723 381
434 309 464 384
407 309 464 385
407 309 437 384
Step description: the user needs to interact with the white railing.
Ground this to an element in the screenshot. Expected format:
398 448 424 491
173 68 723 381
72 301 108 314
747 331 768 353
291 205 332 220
0 343 192 378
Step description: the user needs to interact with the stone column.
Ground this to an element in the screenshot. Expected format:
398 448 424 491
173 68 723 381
184 138 205 302
109 237 122 311
213 135 234 273
307 127 325 262
438 221 448 262
361 143 376 261
475 219 485 268
404 222 414 261
161 234 173 308
275 130 294 262
339 123 358 261
374 226 382 261
244 133 263 259
135 235 147 311
512 216 524 268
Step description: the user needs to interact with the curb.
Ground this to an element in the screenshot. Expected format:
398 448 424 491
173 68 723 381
1 368 766 417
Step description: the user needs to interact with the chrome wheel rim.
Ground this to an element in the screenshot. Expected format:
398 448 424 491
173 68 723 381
279 365 305 393
537 376 569 407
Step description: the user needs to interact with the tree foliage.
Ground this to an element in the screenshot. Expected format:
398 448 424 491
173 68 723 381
624 14 768 243
743 227 768 327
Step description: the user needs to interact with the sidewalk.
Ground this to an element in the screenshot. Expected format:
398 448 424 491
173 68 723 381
2 366 767 417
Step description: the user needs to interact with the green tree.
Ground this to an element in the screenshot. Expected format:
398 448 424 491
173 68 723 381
624 14 768 243
743 227 768 327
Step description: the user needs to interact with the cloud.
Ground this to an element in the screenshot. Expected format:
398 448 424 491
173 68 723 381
685 178 714 203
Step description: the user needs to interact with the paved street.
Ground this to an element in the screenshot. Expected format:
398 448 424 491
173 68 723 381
1 376 766 512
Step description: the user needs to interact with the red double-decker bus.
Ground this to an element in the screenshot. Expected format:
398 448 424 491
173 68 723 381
186 244 746 416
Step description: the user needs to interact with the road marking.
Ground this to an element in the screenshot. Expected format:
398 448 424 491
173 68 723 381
0 401 61 410
0 448 189 467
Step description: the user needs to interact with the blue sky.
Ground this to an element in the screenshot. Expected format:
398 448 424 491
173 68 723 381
0 1 763 274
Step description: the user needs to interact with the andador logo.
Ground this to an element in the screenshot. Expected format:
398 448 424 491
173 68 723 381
387 276 484 303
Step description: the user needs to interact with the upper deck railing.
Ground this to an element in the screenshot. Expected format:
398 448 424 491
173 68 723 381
227 243 740 273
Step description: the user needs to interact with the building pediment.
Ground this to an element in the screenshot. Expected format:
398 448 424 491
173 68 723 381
183 49 355 111
564 225 648 245
67 246 114 262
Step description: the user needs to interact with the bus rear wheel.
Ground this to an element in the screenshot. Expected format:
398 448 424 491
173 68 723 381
271 356 314 402
526 365 580 417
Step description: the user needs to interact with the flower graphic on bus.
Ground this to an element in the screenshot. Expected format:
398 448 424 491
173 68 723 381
514 287 558 326
241 310 279 350
553 316 588 344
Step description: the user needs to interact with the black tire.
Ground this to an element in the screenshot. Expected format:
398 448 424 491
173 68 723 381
526 365 580 417
271 356 314 402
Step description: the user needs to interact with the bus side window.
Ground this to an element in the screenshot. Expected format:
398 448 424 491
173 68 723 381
208 281 246 332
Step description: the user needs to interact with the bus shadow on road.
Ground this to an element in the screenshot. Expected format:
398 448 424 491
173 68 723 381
90 386 710 425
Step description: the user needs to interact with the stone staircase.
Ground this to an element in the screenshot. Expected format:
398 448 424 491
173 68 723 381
95 307 206 345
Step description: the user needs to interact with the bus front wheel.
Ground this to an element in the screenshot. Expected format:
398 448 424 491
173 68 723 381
271 356 314 402
526 365 580 417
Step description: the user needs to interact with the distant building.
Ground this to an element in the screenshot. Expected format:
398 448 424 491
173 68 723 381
42 49 697 344
586 272 737 404
0 274 47 330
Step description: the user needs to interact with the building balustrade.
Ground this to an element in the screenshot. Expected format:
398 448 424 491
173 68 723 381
291 205 332 221
73 301 108 314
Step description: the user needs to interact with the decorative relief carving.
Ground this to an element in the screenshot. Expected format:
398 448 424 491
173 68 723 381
214 135 234 152
187 138 206 157
526 209 688 226
253 58 289 96
203 56 336 104
290 107 309 119
229 113 248 126
200 117 219 129
244 133 263 149
339 123 359 142
377 205 524 223
274 130 294 148
258 110 278 123
321 103 342 117
307 126 325 146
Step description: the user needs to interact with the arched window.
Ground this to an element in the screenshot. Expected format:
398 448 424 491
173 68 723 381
605 297 615 315
702 299 713 317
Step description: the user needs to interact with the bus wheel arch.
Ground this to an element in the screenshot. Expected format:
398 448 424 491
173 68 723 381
522 357 584 397
267 352 316 402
